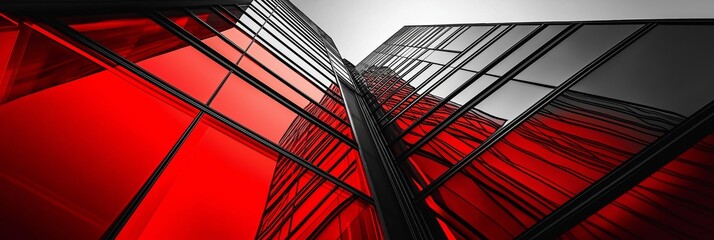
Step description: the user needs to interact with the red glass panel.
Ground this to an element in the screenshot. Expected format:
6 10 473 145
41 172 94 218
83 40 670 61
163 10 242 63
426 91 685 239
404 107 505 188
313 199 383 240
210 72 298 142
236 57 349 131
0 21 197 239
210 74 367 194
63 14 228 102
190 8 253 51
117 115 278 240
256 159 381 240
237 57 310 108
561 133 714 239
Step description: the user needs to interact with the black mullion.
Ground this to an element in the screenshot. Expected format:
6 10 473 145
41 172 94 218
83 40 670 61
262 159 359 239
40 17 370 204
382 56 423 89
404 19 714 28
378 25 510 124
370 27 471 106
371 26 491 107
386 43 463 53
217 6 346 105
180 8 351 126
389 27 414 46
224 3 338 95
350 84 443 239
439 26 469 48
102 112 205 239
270 0 331 55
368 62 434 112
519 101 714 239
265 0 329 64
366 53 403 95
259 175 331 237
249 9 336 92
282 163 359 239
387 25 547 146
255 8 334 83
305 196 359 239
415 23 655 201
367 28 424 71
176 8 251 106
370 42 431 95
377 25 505 123
432 26 467 49
248 10 345 102
370 48 437 102
264 0 322 50
266 4 328 64
356 27 406 67
148 12 357 148
396 24 582 164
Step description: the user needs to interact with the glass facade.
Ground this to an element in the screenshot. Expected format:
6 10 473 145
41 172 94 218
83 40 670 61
356 22 714 239
0 1 376 239
2 1 713 239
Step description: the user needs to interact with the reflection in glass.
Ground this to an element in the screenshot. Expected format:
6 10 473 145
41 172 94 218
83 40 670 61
0 21 197 239
515 24 640 87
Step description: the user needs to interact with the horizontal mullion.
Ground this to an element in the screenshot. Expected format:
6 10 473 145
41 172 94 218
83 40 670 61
387 25 547 145
376 25 504 123
178 9 351 126
223 5 345 102
414 23 654 201
40 16 372 206
148 11 356 148
395 24 582 164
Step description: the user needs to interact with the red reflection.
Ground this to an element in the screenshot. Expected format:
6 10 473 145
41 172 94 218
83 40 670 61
164 11 242 63
562 133 714 239
64 15 228 102
117 116 278 240
210 73 298 143
0 19 197 239
256 157 380 239
234 57 350 136
426 91 684 239
190 8 253 51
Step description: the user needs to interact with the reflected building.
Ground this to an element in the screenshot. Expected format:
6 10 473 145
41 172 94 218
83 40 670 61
1 1 714 239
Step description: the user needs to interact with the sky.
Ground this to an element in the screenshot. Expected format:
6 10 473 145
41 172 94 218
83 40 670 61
292 0 714 63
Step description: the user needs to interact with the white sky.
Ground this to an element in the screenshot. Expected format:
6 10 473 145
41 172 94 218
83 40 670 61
292 0 714 63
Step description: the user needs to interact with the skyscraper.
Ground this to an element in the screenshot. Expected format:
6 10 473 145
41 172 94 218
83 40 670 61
1 1 713 239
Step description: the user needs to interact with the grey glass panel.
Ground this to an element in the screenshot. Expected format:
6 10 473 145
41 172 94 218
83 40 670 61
489 25 568 76
419 50 434 60
239 8 264 34
474 80 552 122
425 50 458 65
515 24 641 86
408 64 440 88
463 25 538 72
451 75 500 106
430 27 459 48
570 24 714 116
451 26 508 67
401 61 429 80
417 66 455 94
430 70 477 99
444 26 492 51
